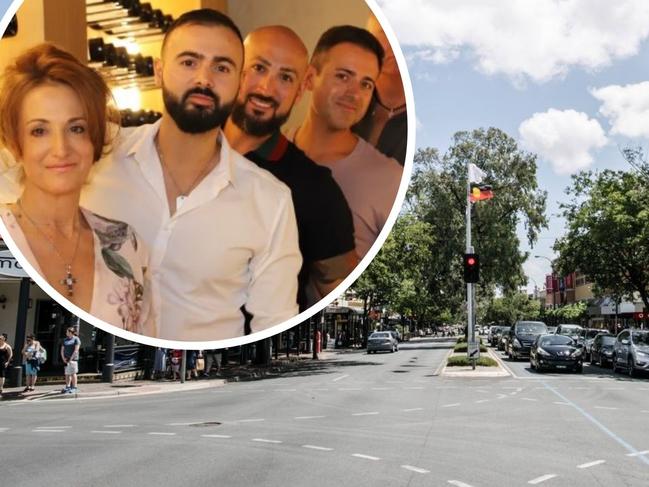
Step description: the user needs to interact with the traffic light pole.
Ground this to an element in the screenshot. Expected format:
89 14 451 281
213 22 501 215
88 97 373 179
466 161 476 370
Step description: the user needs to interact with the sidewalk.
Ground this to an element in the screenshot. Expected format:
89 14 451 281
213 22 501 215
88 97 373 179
0 349 342 403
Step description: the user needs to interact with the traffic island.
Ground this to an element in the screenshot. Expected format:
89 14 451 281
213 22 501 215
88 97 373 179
441 347 510 377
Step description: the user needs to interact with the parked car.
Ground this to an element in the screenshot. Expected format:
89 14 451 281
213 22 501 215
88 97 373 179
498 326 511 351
367 331 398 354
555 324 584 341
613 329 649 377
581 328 608 354
546 326 557 335
530 334 583 373
489 326 507 347
589 333 616 367
507 321 548 360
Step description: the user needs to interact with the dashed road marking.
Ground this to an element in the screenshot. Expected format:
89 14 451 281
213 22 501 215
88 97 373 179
311 388 329 392
441 403 460 408
33 429 64 433
148 432 176 436
277 389 297 392
294 415 326 420
37 426 71 429
252 438 282 444
371 387 392 390
91 430 121 434
553 401 570 406
475 399 489 404
528 474 557 484
302 444 333 451
201 434 232 439
401 465 429 474
352 412 379 416
338 387 362 391
0 428 9 432
577 460 605 469
103 424 135 428
352 453 380 461
404 386 424 390
239 419 265 423
167 422 196 426
521 398 538 401
627 450 649 457
332 374 349 382
402 408 424 412
594 406 619 410
448 480 474 487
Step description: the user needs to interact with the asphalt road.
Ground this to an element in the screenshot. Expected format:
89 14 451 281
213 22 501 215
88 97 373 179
1 337 648 487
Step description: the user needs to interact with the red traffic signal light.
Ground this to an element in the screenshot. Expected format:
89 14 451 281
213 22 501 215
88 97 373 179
464 253 480 283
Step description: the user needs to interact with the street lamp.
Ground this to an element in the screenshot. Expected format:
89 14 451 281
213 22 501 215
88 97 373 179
534 255 557 312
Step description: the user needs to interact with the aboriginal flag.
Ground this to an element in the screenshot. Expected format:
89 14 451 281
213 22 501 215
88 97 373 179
469 183 494 202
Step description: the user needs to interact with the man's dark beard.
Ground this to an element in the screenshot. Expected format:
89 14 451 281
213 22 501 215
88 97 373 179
163 86 234 134
231 94 291 137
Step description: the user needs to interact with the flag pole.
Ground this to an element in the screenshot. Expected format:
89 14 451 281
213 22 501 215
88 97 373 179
466 161 476 370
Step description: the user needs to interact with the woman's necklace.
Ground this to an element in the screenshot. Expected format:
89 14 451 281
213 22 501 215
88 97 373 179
16 199 81 297
155 138 215 211
375 96 406 119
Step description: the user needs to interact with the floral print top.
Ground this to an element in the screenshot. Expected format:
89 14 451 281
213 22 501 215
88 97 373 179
0 206 155 337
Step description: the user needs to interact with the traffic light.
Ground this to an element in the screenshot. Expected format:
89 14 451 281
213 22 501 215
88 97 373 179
463 253 480 283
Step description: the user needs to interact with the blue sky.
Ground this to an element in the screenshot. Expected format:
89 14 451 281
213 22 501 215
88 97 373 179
378 0 649 293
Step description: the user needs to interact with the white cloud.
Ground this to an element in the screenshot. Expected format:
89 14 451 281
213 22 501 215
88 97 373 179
591 81 649 139
378 0 649 83
518 109 608 175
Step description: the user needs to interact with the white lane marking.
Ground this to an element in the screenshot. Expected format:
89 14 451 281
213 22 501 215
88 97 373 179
403 408 424 412
201 434 232 439
441 403 460 408
302 445 333 451
528 474 557 484
277 389 297 392
36 426 71 429
311 388 329 392
294 415 326 420
594 406 619 410
386 381 404 384
241 389 266 392
103 424 135 428
521 398 538 401
167 422 195 426
553 401 570 406
91 430 121 434
352 453 380 461
33 429 64 433
497 394 508 399
577 460 605 469
252 438 282 444
148 432 176 436
572 387 589 390
338 387 362 391
404 386 425 390
332 374 349 382
371 387 393 390
475 399 490 404
0 428 9 432
641 410 649 414
352 412 379 416
402 465 430 474
448 481 474 487
626 450 649 457
238 419 265 423
604 387 624 391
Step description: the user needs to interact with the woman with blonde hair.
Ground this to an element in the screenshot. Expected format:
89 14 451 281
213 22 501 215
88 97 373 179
0 43 153 335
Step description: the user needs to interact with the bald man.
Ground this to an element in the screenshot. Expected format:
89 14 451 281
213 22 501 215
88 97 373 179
353 15 407 165
224 26 357 310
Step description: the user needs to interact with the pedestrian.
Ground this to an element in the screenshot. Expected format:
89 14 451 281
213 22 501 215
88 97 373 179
22 334 44 392
186 350 198 380
170 349 182 381
60 327 81 394
0 333 12 396
202 349 221 377
153 347 167 380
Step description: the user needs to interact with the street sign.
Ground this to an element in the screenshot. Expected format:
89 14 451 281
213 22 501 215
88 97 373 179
467 341 480 360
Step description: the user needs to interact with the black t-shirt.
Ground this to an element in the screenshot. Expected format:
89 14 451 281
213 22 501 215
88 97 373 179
246 131 355 310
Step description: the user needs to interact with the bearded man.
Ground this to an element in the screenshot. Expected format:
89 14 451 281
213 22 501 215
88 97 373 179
81 10 301 341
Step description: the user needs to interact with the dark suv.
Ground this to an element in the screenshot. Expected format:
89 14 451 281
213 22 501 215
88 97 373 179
507 321 548 360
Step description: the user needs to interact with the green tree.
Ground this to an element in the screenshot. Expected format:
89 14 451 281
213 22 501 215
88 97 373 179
555 169 649 310
409 128 548 296
482 292 542 325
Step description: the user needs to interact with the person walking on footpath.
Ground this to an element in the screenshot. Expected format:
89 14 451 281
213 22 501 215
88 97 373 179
60 327 80 394
22 334 44 392
0 333 12 396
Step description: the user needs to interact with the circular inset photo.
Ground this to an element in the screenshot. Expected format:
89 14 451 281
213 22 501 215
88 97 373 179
0 0 414 348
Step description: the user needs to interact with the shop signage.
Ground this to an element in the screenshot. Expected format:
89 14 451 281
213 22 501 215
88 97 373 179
0 250 29 278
